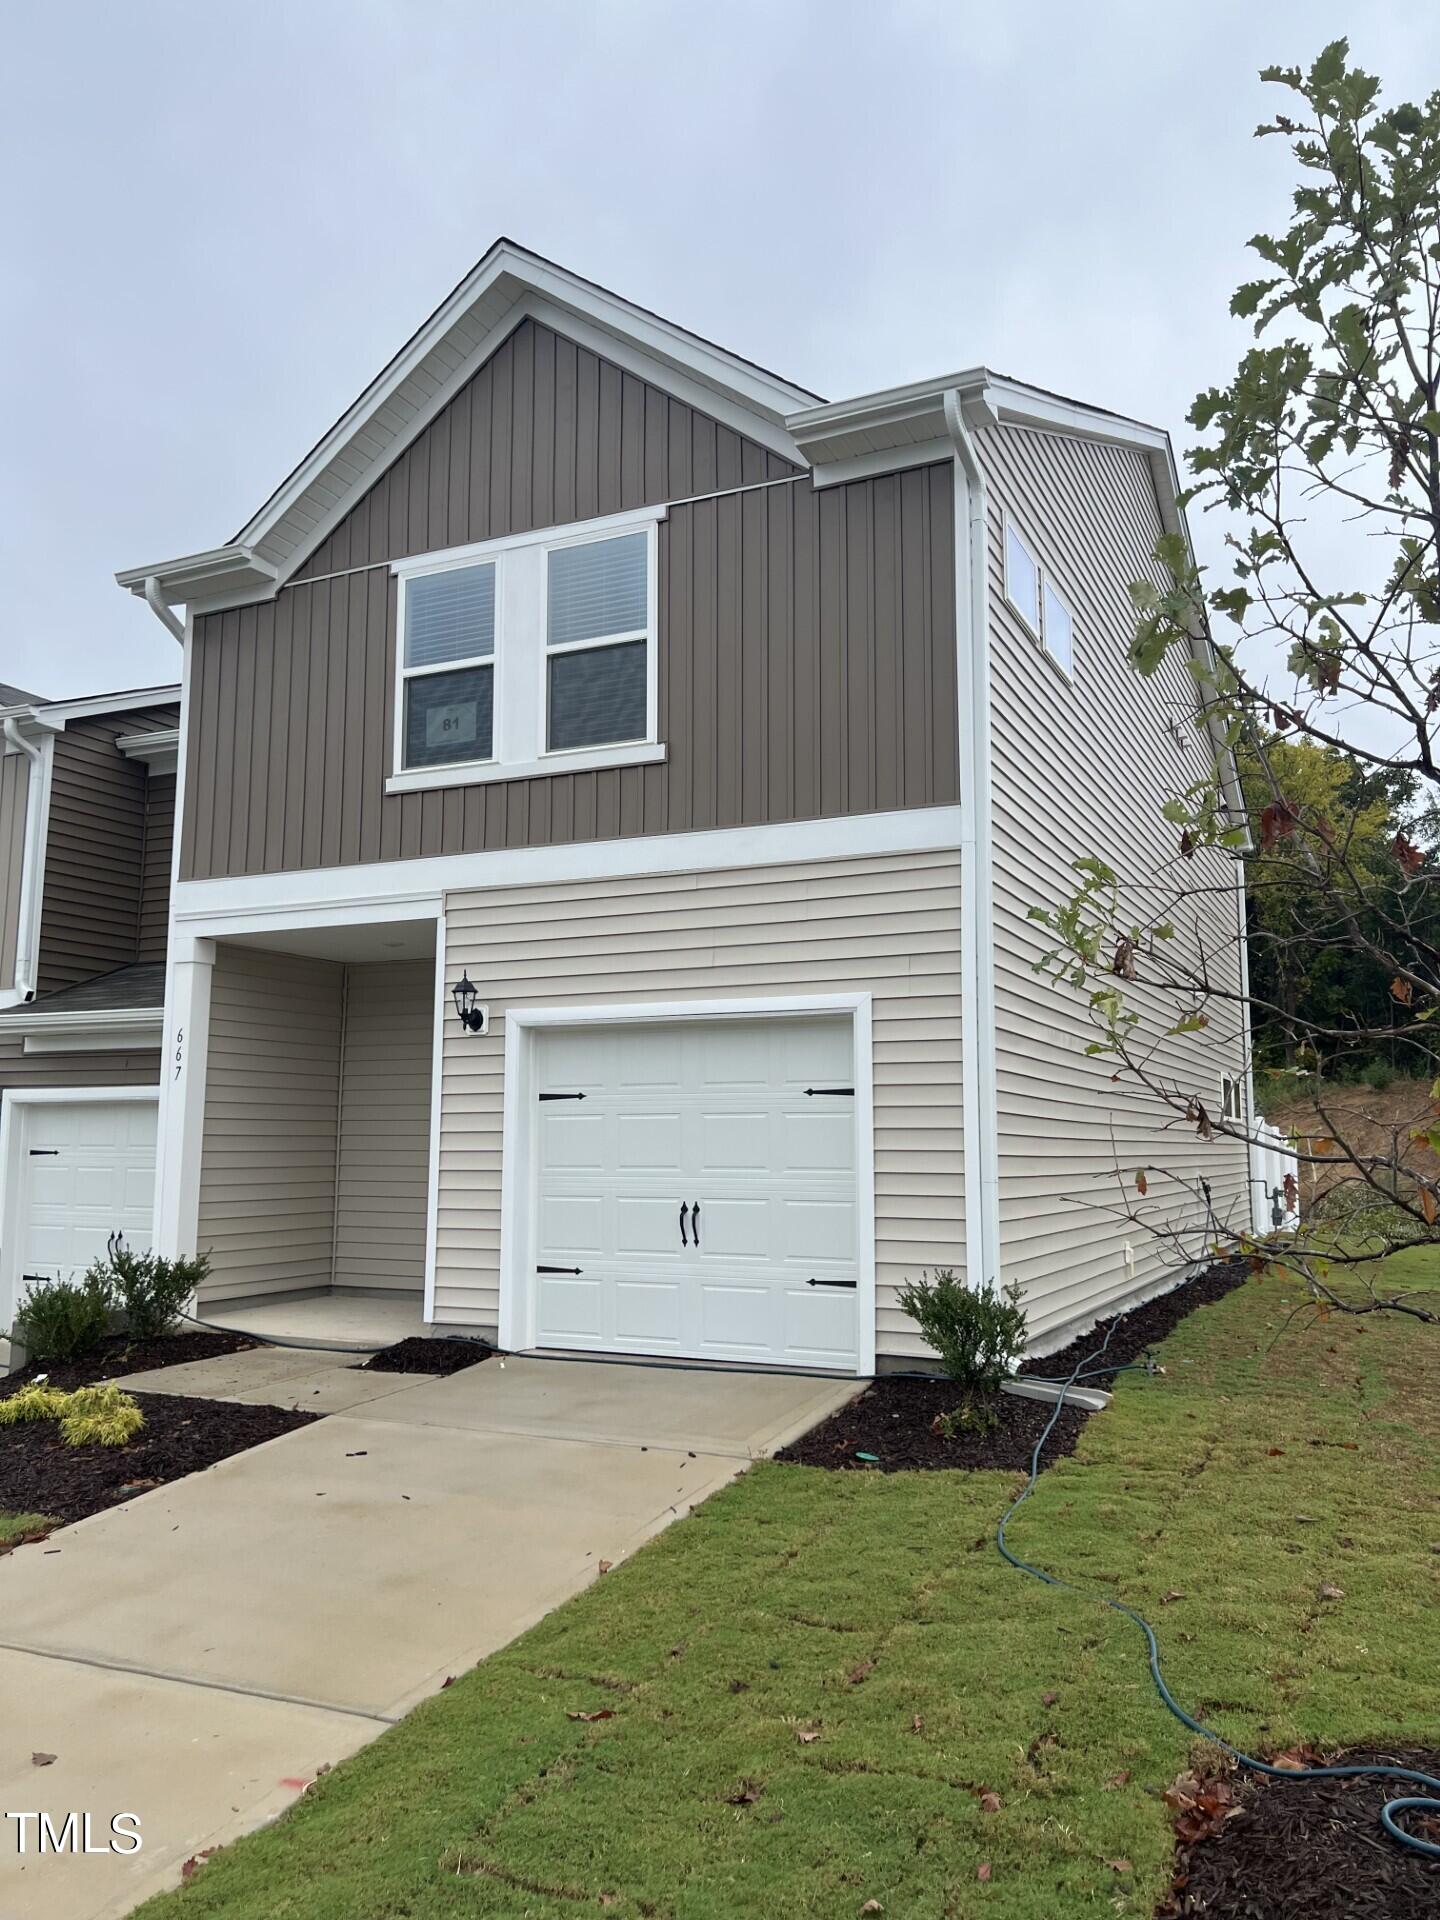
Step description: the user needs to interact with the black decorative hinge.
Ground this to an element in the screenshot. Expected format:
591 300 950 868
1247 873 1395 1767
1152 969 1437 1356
806 1277 857 1289
536 1264 583 1275
803 1087 854 1097
539 1091 586 1102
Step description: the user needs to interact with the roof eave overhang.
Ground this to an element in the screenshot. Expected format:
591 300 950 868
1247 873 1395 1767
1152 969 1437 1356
114 546 280 613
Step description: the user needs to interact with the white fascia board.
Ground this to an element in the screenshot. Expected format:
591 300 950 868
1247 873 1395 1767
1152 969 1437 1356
116 727 180 773
169 804 964 937
115 547 278 608
4 1006 164 1040
31 685 181 727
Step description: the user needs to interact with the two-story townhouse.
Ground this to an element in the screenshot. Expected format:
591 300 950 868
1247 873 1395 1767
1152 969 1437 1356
0 684 181 1335
116 240 1251 1373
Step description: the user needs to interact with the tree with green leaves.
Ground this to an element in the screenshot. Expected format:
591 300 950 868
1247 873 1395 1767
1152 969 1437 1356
1032 40 1440 1309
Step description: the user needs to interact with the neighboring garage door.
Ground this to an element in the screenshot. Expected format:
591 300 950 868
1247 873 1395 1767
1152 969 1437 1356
12 1100 157 1302
533 1017 860 1369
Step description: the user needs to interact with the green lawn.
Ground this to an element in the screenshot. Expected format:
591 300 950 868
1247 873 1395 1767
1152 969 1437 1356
142 1255 1439 1919
0 1511 54 1551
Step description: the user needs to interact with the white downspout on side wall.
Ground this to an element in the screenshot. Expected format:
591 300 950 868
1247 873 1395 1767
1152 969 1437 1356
944 389 1003 1293
2 717 55 1005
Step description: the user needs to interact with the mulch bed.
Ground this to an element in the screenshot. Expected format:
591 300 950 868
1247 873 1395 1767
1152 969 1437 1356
0 1392 317 1529
359 1335 493 1375
1019 1253 1254 1383
774 1379 1089 1472
776 1254 1254 1473
3 1329 256 1395
1163 1747 1440 1918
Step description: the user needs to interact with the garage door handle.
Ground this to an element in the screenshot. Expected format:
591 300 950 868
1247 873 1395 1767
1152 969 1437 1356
537 1264 583 1275
679 1202 690 1248
691 1201 700 1249
28 1148 59 1156
806 1277 857 1289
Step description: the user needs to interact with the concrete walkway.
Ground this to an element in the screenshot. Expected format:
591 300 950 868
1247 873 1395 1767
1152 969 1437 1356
0 1352 853 1919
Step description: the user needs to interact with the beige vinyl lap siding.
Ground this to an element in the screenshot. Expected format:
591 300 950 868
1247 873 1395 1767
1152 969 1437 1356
333 960 432 1294
0 749 27 991
978 423 1249 1345
434 849 964 1360
196 946 342 1302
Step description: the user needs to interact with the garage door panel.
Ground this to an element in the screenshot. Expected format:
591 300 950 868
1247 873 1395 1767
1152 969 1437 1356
613 1279 682 1345
11 1102 158 1309
532 1020 861 1370
617 1111 685 1171
782 1110 856 1173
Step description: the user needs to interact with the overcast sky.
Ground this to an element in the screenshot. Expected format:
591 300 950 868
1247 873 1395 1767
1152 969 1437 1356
3 1 1436 701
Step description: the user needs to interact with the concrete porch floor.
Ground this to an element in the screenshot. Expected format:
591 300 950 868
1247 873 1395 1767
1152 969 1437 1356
198 1290 428 1351
0 1349 856 1919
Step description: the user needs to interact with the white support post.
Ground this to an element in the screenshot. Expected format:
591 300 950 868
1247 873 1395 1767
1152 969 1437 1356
153 934 215 1259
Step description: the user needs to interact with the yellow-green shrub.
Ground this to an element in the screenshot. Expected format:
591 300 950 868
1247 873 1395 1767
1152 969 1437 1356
0 1380 144 1447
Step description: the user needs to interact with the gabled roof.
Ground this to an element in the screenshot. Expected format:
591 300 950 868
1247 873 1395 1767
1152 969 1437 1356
119 239 822 611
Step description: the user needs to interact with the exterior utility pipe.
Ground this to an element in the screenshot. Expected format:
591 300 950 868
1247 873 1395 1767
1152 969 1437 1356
144 575 186 643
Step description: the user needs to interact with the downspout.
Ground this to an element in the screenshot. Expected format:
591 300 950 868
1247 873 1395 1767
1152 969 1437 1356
144 575 186 644
3 715 48 1001
943 388 1003 1293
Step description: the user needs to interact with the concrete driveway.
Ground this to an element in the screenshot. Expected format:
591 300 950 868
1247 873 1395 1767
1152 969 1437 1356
0 1352 853 1920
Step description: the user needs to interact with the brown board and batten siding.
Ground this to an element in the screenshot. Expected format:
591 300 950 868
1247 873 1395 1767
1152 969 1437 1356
434 850 965 1359
332 960 432 1294
36 708 179 994
180 318 958 881
978 423 1249 1345
0 1036 160 1092
0 749 28 991
138 772 175 965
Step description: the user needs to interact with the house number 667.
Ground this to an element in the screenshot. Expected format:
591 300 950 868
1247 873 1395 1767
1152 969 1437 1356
173 1027 185 1081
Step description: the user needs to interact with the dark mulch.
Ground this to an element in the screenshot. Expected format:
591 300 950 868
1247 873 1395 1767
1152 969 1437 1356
774 1378 1089 1472
3 1329 256 1395
359 1335 493 1375
0 1392 317 1528
776 1254 1255 1474
1019 1253 1254 1382
1164 1748 1440 1918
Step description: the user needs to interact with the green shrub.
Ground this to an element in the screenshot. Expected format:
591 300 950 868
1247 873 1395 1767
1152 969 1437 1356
1360 1059 1397 1092
57 1384 144 1447
98 1243 208 1342
1312 1173 1424 1252
11 1273 113 1363
896 1269 1029 1393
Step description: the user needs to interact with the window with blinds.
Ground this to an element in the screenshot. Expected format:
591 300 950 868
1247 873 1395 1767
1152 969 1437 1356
391 513 659 783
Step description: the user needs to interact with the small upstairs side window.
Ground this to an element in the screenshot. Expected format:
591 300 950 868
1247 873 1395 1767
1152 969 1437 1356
389 507 663 793
1005 519 1040 635
1221 1073 1244 1123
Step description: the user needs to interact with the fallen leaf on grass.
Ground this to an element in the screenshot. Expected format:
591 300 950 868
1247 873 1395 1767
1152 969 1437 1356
977 1862 992 1883
31 1752 56 1767
566 1708 615 1723
911 1714 924 1734
860 1903 885 1914
725 1779 764 1806
847 1659 875 1685
1160 1589 1186 1605
977 1790 1002 1814
180 1850 216 1883
1105 1769 1132 1789
794 1724 823 1744
597 1560 613 1575
1317 1581 1345 1602
1107 1858 1132 1874
440 1676 456 1689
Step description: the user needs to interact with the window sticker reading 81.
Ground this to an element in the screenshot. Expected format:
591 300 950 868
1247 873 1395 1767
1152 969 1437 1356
426 702 478 749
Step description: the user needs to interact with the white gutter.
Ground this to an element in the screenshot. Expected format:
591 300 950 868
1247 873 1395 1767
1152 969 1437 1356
943 388 1004 1294
2 716 53 1004
144 576 186 643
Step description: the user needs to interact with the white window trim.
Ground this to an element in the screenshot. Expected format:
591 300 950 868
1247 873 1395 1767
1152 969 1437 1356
1003 514 1041 640
1003 513 1075 686
388 504 665 793
1222 1072 1244 1123
496 991 877 1376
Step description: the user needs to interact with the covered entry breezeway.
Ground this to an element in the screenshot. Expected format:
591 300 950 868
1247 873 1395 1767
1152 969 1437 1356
189 917 437 1345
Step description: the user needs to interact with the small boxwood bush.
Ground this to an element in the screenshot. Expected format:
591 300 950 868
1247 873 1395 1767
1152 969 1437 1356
11 1273 112 1364
99 1242 208 1342
896 1268 1029 1393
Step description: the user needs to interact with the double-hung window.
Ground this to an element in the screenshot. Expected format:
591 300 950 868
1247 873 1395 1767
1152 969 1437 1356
1004 515 1076 680
389 506 663 792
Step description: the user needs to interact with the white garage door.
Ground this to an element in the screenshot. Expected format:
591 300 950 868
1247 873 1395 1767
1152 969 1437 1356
10 1101 157 1317
533 1017 860 1369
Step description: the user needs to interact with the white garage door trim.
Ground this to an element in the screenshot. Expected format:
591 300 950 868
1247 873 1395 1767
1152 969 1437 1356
0 1087 160 1335
499 994 875 1375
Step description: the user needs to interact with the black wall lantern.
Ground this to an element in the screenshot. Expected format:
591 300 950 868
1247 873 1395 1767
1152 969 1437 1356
451 971 488 1034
